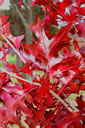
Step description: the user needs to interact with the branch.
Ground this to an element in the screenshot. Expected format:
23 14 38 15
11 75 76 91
0 68 41 86
2 34 26 63
49 90 77 113
22 1 30 10
14 4 32 44
14 4 28 28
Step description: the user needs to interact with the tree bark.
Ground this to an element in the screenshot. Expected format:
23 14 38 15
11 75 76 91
9 0 33 79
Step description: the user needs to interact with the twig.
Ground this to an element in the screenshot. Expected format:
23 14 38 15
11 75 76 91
66 98 79 112
2 34 26 63
50 90 74 112
0 68 40 86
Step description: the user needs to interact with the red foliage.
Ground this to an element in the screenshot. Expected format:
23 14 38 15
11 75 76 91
0 0 85 127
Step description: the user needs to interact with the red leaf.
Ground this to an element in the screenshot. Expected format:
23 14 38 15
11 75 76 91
29 17 50 55
18 0 22 8
0 90 32 125
49 24 71 57
19 63 32 76
77 7 85 15
73 40 80 50
76 23 85 38
2 23 24 49
0 72 9 88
